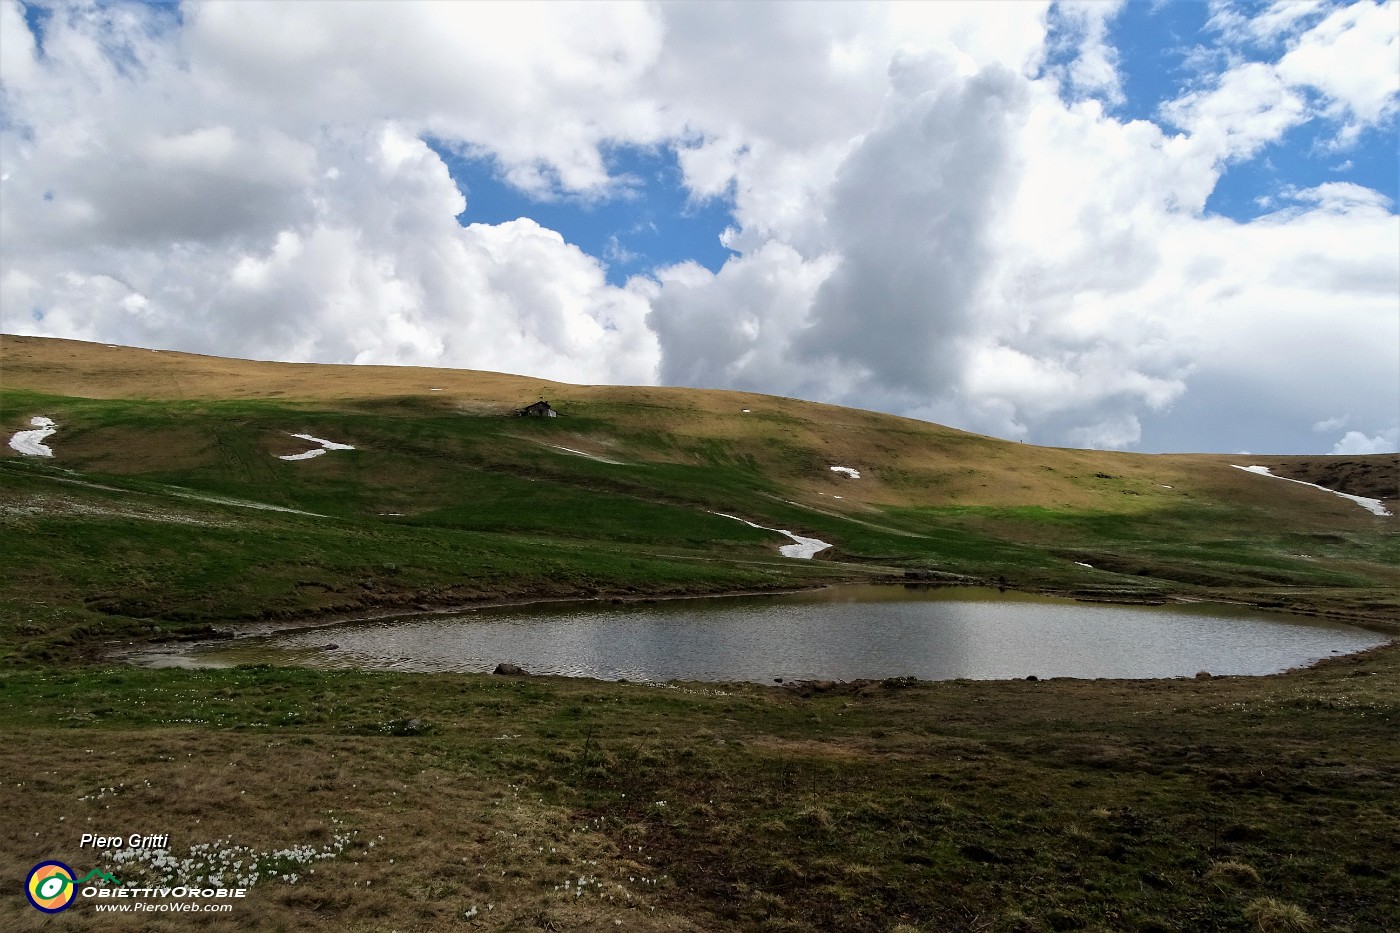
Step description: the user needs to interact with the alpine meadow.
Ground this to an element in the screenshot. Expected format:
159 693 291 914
3 0 1398 930
1 335 1397 931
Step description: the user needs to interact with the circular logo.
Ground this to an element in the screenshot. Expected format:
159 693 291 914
26 861 77 913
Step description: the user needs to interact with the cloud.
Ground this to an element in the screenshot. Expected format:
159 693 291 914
649 51 1041 416
183 0 669 198
1274 0 1400 142
0 0 1395 455
1283 181 1394 212
1207 0 1330 45
3 107 659 383
0 5 318 252
603 235 639 266
1173 1 1400 156
647 243 838 393
1046 0 1127 105
1331 429 1398 455
1160 61 1308 165
795 54 1029 394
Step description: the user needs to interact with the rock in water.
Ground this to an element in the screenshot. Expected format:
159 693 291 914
493 662 529 676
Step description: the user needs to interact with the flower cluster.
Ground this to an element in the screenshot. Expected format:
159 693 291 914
644 682 734 697
101 831 357 888
78 779 152 802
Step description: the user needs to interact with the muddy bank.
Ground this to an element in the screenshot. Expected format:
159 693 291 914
104 567 1400 669
110 577 1396 686
103 580 852 664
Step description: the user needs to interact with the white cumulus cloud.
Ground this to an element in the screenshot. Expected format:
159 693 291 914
0 0 1395 454
1331 429 1398 455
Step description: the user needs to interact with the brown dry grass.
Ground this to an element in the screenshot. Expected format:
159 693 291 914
1 641 1397 931
1206 859 1262 885
6 334 1396 519
0 729 701 932
1244 897 1314 932
1 334 565 405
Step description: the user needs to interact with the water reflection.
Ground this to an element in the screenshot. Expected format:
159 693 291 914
195 585 1389 683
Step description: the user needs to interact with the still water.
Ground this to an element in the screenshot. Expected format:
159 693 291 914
183 585 1390 683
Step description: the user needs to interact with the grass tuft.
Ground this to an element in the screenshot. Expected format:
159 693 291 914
1244 897 1315 933
1206 859 1261 885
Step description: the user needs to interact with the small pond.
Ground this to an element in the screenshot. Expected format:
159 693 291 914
152 585 1391 683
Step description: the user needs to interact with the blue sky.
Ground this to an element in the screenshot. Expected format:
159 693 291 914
3 0 1395 454
427 141 737 286
1099 0 1397 220
419 0 1397 288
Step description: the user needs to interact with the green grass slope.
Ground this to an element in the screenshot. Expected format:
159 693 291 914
3 336 1399 933
2 334 1397 662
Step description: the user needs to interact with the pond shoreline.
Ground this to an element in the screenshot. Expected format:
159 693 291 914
109 568 1400 656
112 579 1397 683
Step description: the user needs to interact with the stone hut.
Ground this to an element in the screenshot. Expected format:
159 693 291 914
517 400 558 418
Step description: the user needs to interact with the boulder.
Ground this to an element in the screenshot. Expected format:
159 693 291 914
493 662 529 676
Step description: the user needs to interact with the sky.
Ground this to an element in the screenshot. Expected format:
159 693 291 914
1 0 1396 455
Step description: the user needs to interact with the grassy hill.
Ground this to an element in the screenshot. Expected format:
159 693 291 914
3 334 1397 662
3 334 1398 932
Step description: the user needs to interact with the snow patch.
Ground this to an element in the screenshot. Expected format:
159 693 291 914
0 493 234 527
25 471 325 517
829 466 861 479
279 433 356 461
1232 465 1391 517
712 512 833 559
741 409 751 413
9 417 56 457
552 445 623 465
1075 561 1094 569
164 487 324 516
777 534 832 560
